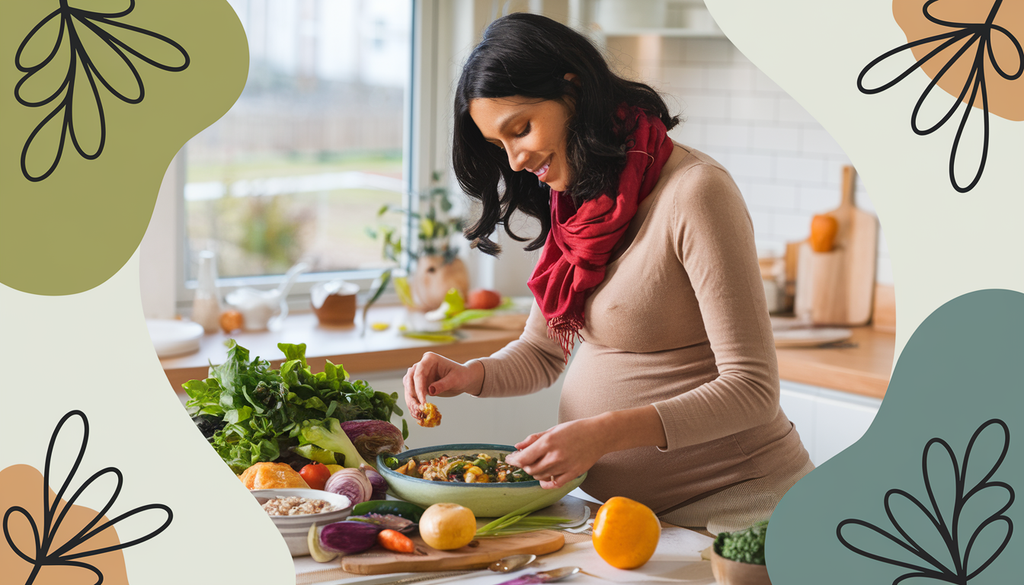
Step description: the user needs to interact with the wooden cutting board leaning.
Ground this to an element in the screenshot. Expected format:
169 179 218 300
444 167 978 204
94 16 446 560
794 166 878 326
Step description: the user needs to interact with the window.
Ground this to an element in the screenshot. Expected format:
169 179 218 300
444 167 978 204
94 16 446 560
182 0 413 284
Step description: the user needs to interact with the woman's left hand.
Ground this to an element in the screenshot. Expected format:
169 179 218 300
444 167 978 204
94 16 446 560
505 417 610 490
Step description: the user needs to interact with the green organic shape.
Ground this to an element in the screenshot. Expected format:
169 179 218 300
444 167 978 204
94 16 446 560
1 0 248 295
768 289 1024 584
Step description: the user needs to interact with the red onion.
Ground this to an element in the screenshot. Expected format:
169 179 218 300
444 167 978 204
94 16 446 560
360 464 389 501
325 468 372 505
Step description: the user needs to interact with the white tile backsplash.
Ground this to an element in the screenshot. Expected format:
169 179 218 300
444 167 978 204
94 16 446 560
649 39 892 284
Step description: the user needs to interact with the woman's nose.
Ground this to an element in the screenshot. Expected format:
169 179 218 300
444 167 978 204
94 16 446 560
506 147 529 172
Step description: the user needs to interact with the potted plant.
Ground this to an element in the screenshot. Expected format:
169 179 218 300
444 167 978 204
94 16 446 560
368 171 469 312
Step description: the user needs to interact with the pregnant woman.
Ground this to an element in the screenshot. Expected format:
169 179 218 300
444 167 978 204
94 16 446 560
403 12 812 533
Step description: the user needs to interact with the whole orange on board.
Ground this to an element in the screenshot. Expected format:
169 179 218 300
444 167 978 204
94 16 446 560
592 496 661 569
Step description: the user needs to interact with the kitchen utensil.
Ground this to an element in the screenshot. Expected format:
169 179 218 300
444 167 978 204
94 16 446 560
341 529 565 574
146 319 205 358
710 548 771 585
496 566 581 585
249 488 353 557
377 444 586 517
490 554 537 572
225 262 309 331
311 279 359 325
794 166 878 326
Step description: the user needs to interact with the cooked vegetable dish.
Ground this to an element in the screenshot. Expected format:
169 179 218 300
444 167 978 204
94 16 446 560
389 452 534 483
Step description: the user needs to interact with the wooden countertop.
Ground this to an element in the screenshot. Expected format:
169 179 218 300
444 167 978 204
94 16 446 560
775 325 894 400
161 305 894 401
160 305 525 393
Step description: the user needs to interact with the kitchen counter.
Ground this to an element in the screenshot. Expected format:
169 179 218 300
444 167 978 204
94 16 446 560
161 305 893 401
775 326 894 400
160 305 526 393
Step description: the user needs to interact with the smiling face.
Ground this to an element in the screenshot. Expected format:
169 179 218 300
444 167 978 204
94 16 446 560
469 95 574 191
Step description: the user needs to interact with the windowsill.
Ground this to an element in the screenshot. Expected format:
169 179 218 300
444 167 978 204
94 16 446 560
160 305 527 393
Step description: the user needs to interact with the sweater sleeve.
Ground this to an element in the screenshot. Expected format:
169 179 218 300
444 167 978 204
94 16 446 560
652 163 781 451
471 300 567 398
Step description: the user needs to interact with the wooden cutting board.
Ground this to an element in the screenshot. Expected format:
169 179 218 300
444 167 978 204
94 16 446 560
794 166 878 326
341 530 565 575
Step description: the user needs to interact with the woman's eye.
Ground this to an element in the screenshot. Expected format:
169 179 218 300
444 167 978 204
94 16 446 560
515 122 531 138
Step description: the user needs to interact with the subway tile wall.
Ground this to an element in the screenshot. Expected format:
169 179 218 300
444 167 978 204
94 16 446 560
606 36 893 285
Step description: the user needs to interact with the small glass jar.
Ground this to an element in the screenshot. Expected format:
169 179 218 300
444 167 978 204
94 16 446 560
192 251 222 334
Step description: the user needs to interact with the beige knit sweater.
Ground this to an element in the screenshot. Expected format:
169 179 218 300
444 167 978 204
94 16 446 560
473 144 813 533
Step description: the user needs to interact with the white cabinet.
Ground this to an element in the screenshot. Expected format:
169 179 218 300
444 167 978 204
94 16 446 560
780 381 881 466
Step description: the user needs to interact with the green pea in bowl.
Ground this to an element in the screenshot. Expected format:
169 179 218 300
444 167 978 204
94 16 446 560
377 443 586 518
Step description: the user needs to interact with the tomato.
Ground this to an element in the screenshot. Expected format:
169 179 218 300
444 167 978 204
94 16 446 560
299 463 332 491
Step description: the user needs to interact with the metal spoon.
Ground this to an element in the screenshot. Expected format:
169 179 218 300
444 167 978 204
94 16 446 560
489 553 538 572
495 566 581 585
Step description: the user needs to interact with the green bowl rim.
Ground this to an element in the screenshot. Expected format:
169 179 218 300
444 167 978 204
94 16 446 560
377 442 544 488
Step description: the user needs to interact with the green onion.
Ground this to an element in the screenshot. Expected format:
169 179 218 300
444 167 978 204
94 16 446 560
476 513 573 537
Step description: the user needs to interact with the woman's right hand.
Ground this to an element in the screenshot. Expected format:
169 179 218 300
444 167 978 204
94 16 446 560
403 352 485 420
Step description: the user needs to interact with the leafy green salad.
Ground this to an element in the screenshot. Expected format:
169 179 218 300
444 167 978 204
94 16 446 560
184 340 407 474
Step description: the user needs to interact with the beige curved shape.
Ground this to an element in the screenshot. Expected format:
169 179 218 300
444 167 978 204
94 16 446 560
894 0 1024 121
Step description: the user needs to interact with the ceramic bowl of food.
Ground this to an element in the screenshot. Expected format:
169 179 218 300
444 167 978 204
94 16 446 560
251 488 353 556
377 443 586 518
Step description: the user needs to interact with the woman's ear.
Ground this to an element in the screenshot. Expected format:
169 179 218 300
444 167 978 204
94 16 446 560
563 72 580 86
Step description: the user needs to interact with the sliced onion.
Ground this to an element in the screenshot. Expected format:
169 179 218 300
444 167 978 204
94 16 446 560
325 467 372 505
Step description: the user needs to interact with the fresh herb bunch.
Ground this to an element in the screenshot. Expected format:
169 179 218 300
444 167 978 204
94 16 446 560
184 340 407 473
714 520 768 565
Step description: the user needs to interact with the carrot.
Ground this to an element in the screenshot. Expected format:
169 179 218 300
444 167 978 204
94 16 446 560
377 529 416 554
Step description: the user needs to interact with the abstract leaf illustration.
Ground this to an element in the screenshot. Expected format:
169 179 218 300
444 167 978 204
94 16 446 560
857 0 1023 193
14 0 190 182
1 411 172 585
837 419 1013 584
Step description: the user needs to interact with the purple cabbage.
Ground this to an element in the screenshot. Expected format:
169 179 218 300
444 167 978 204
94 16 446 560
341 419 404 463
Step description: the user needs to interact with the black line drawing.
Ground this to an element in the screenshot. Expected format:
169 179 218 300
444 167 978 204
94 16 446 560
857 0 1023 193
14 0 190 182
837 418 1013 584
2 410 173 585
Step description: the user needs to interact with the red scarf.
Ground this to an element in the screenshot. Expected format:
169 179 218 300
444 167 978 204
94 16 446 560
527 105 674 361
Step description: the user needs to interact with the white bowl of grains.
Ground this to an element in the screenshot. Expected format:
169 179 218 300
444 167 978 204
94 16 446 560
251 488 353 556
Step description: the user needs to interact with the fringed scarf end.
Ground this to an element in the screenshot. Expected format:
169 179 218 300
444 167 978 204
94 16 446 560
547 313 586 364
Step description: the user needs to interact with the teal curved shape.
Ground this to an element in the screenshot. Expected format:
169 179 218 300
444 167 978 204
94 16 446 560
768 289 1024 584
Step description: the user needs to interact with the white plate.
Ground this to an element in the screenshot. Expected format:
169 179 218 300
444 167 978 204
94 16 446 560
773 327 852 348
146 319 204 358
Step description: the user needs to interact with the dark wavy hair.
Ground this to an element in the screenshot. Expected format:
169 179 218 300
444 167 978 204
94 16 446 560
453 12 679 256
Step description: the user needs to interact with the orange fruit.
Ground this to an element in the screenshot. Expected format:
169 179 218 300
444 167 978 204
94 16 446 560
467 289 502 310
809 214 839 252
220 310 244 334
592 496 661 569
